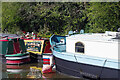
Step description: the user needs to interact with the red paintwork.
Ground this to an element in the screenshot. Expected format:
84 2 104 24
0 40 8 41
13 41 20 54
6 58 30 64
24 39 44 40
43 41 52 53
6 65 22 69
42 67 52 74
42 67 55 74
43 62 50 64
43 59 50 61
24 39 52 54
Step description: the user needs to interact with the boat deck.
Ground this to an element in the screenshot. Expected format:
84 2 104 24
54 44 66 52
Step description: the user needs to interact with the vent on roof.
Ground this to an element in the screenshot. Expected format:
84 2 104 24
118 28 120 32
116 32 120 39
115 28 120 39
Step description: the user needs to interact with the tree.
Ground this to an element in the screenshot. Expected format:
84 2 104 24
86 2 120 33
2 2 21 33
2 2 120 37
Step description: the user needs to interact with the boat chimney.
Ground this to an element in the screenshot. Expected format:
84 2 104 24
80 29 84 34
68 31 73 36
116 28 120 39
118 28 120 32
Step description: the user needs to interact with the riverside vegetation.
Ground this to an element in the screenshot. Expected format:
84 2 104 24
2 2 120 37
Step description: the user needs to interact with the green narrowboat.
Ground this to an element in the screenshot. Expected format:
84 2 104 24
0 34 30 64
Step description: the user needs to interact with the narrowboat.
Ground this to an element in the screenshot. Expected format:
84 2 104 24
24 38 52 61
0 34 20 56
0 34 30 64
24 38 51 56
24 39 55 73
50 31 120 79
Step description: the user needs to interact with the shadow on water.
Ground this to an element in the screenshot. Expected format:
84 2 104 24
1 59 79 80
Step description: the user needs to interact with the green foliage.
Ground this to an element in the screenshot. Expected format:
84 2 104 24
2 2 21 33
2 2 120 37
86 2 120 33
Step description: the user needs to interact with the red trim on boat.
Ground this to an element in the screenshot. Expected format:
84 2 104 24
24 39 44 40
43 59 50 61
6 58 30 64
0 40 8 41
43 62 50 64
13 41 20 54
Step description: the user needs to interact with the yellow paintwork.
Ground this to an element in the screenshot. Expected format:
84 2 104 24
27 66 43 78
30 66 42 71
24 40 44 55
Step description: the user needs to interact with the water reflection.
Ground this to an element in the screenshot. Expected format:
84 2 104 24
27 66 42 78
6 64 30 78
2 61 72 79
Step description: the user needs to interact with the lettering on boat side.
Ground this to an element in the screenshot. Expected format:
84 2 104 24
80 71 98 79
24 40 44 54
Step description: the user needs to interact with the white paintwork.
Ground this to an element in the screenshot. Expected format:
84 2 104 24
66 32 119 60
7 69 23 73
43 54 53 65
6 55 29 60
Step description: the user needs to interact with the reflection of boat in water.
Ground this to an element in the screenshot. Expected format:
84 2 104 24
6 65 25 73
27 66 55 79
7 69 23 74
50 31 120 79
6 64 29 78
27 66 42 78
6 65 23 69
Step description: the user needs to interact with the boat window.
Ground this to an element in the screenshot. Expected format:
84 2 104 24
75 42 84 53
60 38 65 44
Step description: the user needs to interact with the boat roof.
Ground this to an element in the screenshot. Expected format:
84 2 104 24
67 32 120 43
0 33 20 38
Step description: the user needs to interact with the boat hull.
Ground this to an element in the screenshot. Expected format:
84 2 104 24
53 50 119 79
6 55 29 60
54 56 119 79
6 53 30 64
6 58 30 64
49 35 120 79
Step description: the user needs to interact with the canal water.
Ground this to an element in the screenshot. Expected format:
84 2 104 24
1 58 79 79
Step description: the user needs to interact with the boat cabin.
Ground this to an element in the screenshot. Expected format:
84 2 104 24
24 39 52 55
0 34 26 56
66 31 120 60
